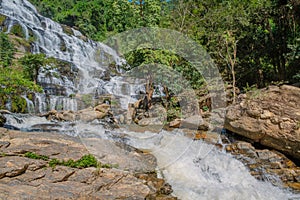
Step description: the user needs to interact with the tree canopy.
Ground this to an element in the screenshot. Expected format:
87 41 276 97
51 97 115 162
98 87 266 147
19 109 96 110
29 0 300 91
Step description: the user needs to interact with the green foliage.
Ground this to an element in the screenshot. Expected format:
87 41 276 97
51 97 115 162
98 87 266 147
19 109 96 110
81 94 94 107
292 72 300 82
29 0 167 41
10 24 25 38
166 96 181 121
49 154 99 168
0 67 42 112
0 14 7 25
19 53 46 83
11 96 27 113
0 32 15 68
243 83 258 93
24 152 49 161
202 105 209 112
28 0 300 94
125 49 204 91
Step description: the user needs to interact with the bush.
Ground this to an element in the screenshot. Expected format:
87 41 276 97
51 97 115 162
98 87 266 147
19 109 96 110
0 32 15 68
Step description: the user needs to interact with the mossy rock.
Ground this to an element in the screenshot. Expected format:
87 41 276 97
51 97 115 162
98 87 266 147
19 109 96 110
60 40 67 51
0 114 6 127
62 25 73 36
13 36 31 52
0 14 7 26
10 24 25 38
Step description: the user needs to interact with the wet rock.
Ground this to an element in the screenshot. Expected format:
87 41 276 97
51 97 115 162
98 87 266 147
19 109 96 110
225 85 300 160
0 114 6 127
181 115 209 131
42 104 110 122
225 140 300 192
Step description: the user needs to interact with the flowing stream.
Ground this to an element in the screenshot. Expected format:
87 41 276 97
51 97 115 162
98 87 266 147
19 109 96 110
1 0 300 199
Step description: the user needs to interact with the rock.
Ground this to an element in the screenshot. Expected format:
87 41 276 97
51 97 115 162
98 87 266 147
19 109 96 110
94 103 110 113
138 117 164 126
126 103 136 124
0 114 6 127
225 85 300 160
181 115 209 131
0 110 11 114
42 106 110 122
225 140 300 192
0 128 176 199
77 110 106 122
60 110 75 121
169 118 181 128
81 138 157 173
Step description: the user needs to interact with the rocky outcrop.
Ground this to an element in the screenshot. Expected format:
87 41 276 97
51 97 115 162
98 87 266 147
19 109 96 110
225 141 300 192
42 103 112 122
225 85 300 160
0 128 176 199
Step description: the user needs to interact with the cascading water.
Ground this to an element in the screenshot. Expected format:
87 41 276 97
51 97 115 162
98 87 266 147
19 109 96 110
77 127 299 200
0 0 136 113
1 1 300 199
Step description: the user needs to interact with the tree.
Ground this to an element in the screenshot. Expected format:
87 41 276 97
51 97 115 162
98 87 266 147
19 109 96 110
19 53 54 84
0 32 15 68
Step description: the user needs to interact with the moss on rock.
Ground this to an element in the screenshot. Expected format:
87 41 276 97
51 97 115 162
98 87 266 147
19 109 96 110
10 24 25 38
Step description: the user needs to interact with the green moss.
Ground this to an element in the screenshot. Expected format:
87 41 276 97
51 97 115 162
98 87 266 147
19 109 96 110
81 94 94 107
24 152 49 161
0 153 7 157
49 154 99 169
14 37 31 51
62 25 73 36
60 41 67 51
0 14 7 26
27 93 34 101
10 24 25 38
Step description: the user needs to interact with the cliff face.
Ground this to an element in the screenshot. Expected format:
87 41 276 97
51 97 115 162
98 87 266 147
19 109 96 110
225 85 300 160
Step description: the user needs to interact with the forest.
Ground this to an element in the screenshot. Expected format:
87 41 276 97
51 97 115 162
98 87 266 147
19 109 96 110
28 0 300 89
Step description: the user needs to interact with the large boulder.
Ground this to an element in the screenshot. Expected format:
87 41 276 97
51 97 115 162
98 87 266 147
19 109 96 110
225 85 300 160
41 104 110 122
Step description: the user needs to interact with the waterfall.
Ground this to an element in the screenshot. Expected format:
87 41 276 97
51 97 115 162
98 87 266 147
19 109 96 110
1 1 300 199
0 0 131 113
21 95 34 113
93 128 298 200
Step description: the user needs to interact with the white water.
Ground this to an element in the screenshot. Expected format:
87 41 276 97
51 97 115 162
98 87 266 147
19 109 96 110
66 124 297 200
1 0 300 199
3 109 299 199
0 0 137 113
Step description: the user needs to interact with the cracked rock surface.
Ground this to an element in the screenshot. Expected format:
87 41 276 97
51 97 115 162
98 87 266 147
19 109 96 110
225 85 300 160
0 128 176 200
